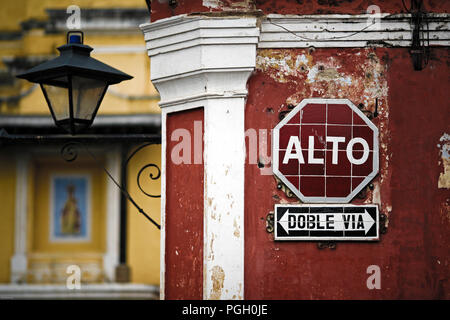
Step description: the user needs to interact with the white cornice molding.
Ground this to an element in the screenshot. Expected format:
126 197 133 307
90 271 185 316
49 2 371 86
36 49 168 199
153 69 252 109
260 13 450 48
140 15 259 108
141 15 259 57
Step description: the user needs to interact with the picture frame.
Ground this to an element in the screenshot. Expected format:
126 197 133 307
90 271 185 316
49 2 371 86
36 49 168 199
49 174 91 242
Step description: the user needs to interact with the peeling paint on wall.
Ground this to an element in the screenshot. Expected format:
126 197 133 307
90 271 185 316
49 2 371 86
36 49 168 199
208 233 215 261
438 133 450 189
233 218 240 238
202 0 255 10
439 199 450 224
256 49 388 108
150 0 450 23
255 48 392 215
210 265 225 299
203 0 221 8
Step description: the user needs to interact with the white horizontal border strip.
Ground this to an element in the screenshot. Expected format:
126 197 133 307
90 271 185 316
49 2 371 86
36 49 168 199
260 13 450 48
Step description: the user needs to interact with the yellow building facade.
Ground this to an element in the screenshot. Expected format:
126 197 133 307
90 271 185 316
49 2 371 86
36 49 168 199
0 0 161 298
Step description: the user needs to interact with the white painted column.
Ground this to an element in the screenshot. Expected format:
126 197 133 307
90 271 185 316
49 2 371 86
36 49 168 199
159 109 167 300
203 97 246 299
141 15 259 300
10 154 30 283
103 148 121 282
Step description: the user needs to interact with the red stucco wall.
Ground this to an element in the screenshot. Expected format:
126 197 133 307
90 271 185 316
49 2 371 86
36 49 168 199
244 47 449 299
151 0 450 22
155 0 449 300
165 108 204 299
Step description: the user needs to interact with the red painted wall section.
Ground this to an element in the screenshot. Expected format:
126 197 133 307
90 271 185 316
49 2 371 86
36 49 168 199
150 0 450 22
254 0 450 15
165 108 204 299
244 47 449 299
387 48 449 298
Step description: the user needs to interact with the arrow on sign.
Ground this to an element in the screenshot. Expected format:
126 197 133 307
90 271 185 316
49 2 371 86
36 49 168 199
278 210 375 235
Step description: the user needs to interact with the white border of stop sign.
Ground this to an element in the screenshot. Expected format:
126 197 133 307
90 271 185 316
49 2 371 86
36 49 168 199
272 98 379 203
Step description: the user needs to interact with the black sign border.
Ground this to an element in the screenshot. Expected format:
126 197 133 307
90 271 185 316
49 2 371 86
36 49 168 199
274 204 380 241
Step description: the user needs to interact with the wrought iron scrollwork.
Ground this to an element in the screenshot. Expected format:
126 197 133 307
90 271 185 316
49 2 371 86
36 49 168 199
59 140 161 229
137 164 161 198
60 141 80 162
124 142 161 199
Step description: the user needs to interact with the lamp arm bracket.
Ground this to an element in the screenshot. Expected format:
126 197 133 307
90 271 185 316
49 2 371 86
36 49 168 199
60 141 161 230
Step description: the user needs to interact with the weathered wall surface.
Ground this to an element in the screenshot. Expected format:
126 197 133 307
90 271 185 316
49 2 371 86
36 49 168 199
244 47 449 299
149 0 449 300
151 0 450 22
165 108 204 299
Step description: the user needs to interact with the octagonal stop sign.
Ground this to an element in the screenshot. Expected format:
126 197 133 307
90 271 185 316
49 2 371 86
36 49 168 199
273 98 379 203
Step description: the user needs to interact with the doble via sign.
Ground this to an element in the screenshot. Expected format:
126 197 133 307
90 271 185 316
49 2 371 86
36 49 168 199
275 204 379 241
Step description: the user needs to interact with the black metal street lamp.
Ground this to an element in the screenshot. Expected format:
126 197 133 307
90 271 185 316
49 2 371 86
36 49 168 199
15 31 160 231
17 31 132 135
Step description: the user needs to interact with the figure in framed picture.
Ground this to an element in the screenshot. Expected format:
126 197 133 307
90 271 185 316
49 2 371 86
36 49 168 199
51 175 91 242
61 184 81 235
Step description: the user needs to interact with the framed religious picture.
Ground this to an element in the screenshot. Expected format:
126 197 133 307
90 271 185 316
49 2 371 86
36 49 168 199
50 174 91 242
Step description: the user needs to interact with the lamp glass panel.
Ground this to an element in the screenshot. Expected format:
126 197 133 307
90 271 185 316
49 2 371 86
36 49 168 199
41 77 69 121
71 76 107 121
